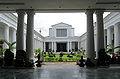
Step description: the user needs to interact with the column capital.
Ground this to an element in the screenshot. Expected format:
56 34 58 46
26 9 35 15
95 10 104 15
115 22 120 26
4 24 9 28
16 9 26 15
106 26 112 30
85 9 94 15
10 26 16 30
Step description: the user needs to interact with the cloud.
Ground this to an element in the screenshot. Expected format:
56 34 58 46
23 12 110 37
34 13 87 36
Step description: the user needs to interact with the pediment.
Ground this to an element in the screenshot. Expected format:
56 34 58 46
52 22 72 27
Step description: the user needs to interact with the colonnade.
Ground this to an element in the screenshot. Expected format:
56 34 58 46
43 41 80 52
15 9 105 62
114 23 120 52
3 25 16 49
16 9 120 63
43 42 57 52
106 23 120 52
16 9 35 61
67 41 80 52
86 10 104 61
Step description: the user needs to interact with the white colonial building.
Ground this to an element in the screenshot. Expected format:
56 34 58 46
1 12 120 59
80 12 120 54
0 13 44 54
44 22 80 53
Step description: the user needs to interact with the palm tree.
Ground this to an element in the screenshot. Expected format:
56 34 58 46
0 39 16 52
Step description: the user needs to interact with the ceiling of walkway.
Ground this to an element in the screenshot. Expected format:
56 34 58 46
0 0 120 12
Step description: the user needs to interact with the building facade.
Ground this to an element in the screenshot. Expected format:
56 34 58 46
0 13 44 54
44 22 80 53
80 12 120 54
1 12 120 56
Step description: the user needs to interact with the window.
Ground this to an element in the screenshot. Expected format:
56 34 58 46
56 29 67 37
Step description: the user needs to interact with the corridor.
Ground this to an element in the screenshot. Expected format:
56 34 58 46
0 65 120 79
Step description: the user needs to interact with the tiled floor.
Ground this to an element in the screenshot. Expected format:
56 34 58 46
0 65 120 79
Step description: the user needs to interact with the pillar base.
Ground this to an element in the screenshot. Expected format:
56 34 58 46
24 59 35 67
96 49 111 67
85 58 96 68
15 50 35 67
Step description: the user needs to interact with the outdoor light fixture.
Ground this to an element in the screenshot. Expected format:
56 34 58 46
0 3 25 5
96 2 120 4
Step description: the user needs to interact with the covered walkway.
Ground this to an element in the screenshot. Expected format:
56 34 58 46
0 65 120 79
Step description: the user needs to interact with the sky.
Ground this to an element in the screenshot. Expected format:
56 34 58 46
24 12 110 37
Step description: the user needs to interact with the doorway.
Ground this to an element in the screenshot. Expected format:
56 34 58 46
56 43 67 52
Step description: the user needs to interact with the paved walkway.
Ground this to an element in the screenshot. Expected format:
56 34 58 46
42 62 76 65
0 65 120 79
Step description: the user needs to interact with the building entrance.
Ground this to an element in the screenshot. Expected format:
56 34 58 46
57 43 67 52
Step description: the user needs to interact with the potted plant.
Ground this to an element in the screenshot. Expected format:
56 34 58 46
0 39 16 52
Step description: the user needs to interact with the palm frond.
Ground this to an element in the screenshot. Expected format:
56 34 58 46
11 41 16 46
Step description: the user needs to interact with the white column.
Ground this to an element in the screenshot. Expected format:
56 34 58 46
33 39 35 49
4 25 9 48
70 42 72 51
107 28 112 48
52 42 53 51
24 33 26 50
95 10 104 58
11 29 16 42
41 41 43 51
38 40 40 48
44 42 46 52
114 23 120 52
11 28 16 53
34 39 37 49
36 40 38 49
78 41 80 50
54 42 56 52
104 30 107 47
37 40 39 49
16 10 25 51
86 10 95 59
26 9 35 60
67 42 69 52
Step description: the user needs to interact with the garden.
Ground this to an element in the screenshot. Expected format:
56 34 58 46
34 48 86 62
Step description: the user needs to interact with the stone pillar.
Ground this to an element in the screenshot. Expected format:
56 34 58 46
104 30 107 47
16 10 25 51
11 28 16 53
33 39 35 49
86 10 95 59
37 39 39 49
95 10 104 58
11 29 16 42
44 42 46 52
26 9 35 60
52 42 54 51
70 42 72 52
114 23 120 52
67 42 69 52
107 27 112 48
54 42 56 52
4 25 9 48
78 41 80 50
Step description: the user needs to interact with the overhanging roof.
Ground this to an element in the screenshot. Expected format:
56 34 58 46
0 0 120 12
